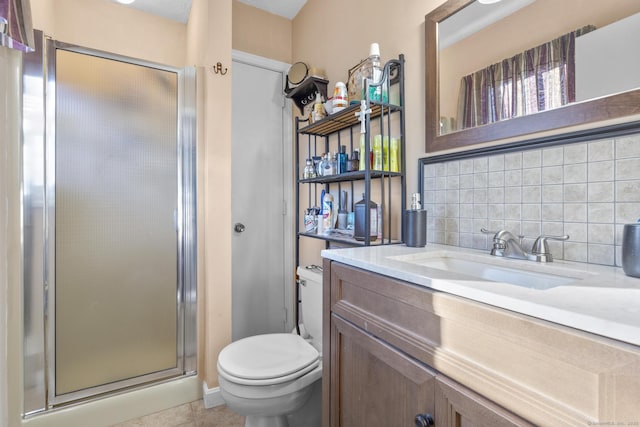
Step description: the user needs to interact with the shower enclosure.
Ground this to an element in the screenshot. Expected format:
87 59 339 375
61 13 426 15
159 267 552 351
22 33 197 413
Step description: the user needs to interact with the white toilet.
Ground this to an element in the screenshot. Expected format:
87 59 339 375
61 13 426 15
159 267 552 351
217 266 323 427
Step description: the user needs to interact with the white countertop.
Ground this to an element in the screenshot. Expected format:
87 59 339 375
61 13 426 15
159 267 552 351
321 244 640 347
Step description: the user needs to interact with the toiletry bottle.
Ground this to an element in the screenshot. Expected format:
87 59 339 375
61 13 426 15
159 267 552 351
322 153 333 176
362 43 387 102
404 193 427 247
383 136 389 171
390 137 400 172
359 134 367 170
312 92 326 123
329 153 337 175
337 191 348 229
354 194 377 241
338 145 348 174
322 192 335 232
303 158 316 179
373 135 382 170
332 82 348 112
347 150 359 172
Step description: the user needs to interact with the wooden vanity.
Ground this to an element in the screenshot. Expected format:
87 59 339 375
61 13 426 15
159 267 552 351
321 258 640 426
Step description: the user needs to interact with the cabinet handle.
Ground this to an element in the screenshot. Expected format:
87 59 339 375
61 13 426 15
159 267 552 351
414 413 434 427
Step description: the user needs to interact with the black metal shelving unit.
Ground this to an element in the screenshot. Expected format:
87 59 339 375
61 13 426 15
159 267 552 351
292 55 406 266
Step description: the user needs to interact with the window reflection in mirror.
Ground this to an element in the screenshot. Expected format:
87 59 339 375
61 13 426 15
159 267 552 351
437 0 640 135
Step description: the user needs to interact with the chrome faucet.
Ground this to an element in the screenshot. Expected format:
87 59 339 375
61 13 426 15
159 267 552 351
481 228 569 262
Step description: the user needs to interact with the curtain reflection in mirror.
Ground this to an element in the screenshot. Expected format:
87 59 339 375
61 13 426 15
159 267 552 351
455 25 595 130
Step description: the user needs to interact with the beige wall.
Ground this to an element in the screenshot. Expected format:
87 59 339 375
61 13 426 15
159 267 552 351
31 0 186 67
232 0 292 64
186 0 233 389
292 0 446 265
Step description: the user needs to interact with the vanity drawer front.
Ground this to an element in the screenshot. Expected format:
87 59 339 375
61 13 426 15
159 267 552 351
327 260 441 362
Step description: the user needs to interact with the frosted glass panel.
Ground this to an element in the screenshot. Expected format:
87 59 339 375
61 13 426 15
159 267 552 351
55 50 178 395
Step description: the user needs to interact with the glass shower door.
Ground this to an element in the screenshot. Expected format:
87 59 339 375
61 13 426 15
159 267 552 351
51 48 182 401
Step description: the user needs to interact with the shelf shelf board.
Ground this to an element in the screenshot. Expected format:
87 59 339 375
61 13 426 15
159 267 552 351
299 231 402 246
299 170 403 184
299 102 402 136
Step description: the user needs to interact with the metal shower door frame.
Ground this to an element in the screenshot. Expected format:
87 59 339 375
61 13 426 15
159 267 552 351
22 33 197 413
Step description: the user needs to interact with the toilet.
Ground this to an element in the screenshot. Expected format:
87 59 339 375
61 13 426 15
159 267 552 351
217 266 323 427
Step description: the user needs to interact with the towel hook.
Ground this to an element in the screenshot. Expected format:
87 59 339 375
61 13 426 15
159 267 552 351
211 62 228 75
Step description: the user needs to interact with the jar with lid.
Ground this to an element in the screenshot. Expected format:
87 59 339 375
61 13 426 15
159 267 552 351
303 158 316 179
332 82 348 112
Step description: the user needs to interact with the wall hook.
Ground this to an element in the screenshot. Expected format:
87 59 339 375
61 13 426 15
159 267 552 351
212 62 228 75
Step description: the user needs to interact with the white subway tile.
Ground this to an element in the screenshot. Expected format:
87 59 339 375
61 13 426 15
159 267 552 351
522 221 541 236
489 155 505 171
564 143 587 164
542 203 563 222
459 159 474 174
542 165 563 185
487 187 504 204
460 189 474 203
564 222 587 242
543 221 564 236
588 223 615 244
588 181 614 202
543 147 564 166
488 171 505 188
522 186 541 203
504 204 522 220
615 135 640 159
564 183 587 203
564 242 588 262
616 180 640 202
588 140 614 161
488 204 504 220
588 244 615 265
616 158 640 180
474 157 488 173
522 168 541 185
447 175 459 190
459 174 474 189
504 187 522 203
616 202 640 224
474 172 488 188
588 161 614 182
522 149 541 167
564 203 587 222
460 203 473 218
504 152 522 170
504 169 522 187
522 204 541 221
543 184 563 202
588 203 614 224
564 163 587 183
446 160 460 176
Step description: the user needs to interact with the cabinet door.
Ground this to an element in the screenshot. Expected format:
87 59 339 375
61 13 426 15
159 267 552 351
329 314 436 427
435 376 534 427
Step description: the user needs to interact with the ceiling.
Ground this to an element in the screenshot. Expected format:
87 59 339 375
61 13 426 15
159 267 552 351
111 0 307 23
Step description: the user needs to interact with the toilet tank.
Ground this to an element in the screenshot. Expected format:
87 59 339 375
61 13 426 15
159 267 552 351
297 266 323 351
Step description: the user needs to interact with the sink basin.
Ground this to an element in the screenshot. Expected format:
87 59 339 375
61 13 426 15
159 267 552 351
389 251 586 290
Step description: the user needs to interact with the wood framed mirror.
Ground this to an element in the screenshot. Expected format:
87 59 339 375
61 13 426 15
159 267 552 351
425 0 640 153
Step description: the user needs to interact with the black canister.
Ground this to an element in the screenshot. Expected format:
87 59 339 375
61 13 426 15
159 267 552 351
622 223 640 278
404 193 426 247
405 209 427 247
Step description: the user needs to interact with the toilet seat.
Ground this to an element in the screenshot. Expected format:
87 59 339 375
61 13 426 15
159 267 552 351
217 333 320 386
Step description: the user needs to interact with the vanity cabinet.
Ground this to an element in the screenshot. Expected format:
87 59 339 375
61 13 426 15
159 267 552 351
295 55 405 258
322 259 640 426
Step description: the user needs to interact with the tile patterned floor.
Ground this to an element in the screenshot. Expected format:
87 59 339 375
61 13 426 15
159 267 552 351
111 401 244 427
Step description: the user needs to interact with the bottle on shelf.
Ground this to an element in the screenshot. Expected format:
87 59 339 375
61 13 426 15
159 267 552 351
354 194 378 241
362 43 387 103
390 137 400 172
303 158 316 179
347 150 359 172
338 145 348 174
311 92 326 123
322 191 335 233
373 135 383 170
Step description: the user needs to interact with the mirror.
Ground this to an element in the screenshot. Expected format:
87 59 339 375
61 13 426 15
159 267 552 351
426 0 640 153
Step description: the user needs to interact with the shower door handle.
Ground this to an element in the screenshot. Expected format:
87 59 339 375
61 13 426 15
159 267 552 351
234 223 246 233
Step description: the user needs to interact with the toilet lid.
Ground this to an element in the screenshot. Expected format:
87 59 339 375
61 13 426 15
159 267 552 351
218 333 319 382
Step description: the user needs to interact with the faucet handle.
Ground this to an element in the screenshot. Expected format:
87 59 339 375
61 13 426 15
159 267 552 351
531 234 570 261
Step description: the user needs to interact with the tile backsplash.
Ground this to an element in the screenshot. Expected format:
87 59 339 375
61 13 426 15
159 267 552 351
423 134 640 267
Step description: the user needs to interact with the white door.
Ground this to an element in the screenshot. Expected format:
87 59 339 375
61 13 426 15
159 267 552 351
231 54 292 341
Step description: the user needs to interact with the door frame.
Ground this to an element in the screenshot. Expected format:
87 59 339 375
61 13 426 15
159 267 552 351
231 50 294 333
